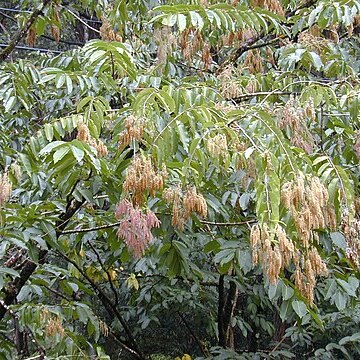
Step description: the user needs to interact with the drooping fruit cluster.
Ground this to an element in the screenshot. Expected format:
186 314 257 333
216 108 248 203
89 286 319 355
154 27 177 65
277 97 315 154
163 186 207 230
251 175 335 304
244 49 263 74
118 115 145 148
341 214 360 267
207 134 228 158
115 199 160 258
77 122 108 157
218 66 242 99
354 130 360 159
0 172 11 207
100 17 122 42
41 308 65 338
281 175 336 247
123 155 167 206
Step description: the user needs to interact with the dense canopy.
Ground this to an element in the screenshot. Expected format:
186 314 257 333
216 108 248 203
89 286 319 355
0 0 360 359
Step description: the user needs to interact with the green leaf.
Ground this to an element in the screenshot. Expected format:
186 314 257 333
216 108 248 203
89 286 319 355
71 145 85 163
39 141 65 155
334 291 347 310
292 300 307 318
0 267 20 278
53 146 70 164
330 232 347 250
44 123 54 141
177 14 187 32
5 96 16 112
280 300 292 322
282 285 294 301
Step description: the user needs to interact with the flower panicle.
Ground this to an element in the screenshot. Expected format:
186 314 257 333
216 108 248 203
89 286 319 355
115 199 160 258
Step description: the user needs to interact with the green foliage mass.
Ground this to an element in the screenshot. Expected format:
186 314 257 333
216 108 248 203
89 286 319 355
0 0 360 359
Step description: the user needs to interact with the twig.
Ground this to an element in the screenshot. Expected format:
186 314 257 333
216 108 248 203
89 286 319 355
0 43 62 54
0 0 53 62
230 91 298 102
43 285 71 302
61 222 121 234
199 219 257 226
62 6 100 34
108 329 145 359
88 240 119 307
41 34 84 46
60 218 257 234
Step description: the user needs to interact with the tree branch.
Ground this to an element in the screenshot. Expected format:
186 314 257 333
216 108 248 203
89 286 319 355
0 43 62 54
200 219 257 226
0 0 53 62
61 6 100 34
217 274 226 346
88 240 119 307
60 218 257 235
230 91 298 102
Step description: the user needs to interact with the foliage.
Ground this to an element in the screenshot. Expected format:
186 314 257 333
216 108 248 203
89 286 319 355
0 0 360 359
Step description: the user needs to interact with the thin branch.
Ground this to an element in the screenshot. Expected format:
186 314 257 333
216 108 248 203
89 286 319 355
41 34 84 46
287 0 317 17
60 218 257 234
0 10 16 22
0 43 62 54
0 331 14 345
0 7 31 14
221 0 318 67
230 91 298 102
108 329 145 359
0 0 53 62
61 222 121 234
61 6 100 34
87 241 119 307
43 285 71 302
199 219 257 226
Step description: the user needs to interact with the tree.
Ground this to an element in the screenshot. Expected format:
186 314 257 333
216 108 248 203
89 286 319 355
0 0 360 359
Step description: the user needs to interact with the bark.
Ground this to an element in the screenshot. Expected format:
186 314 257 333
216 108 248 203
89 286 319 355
218 275 239 349
217 274 226 346
222 280 238 349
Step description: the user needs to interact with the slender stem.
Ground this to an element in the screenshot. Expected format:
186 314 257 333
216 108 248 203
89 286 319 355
217 274 225 346
61 6 100 34
200 219 257 226
88 240 119 307
60 218 257 234
231 91 297 101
